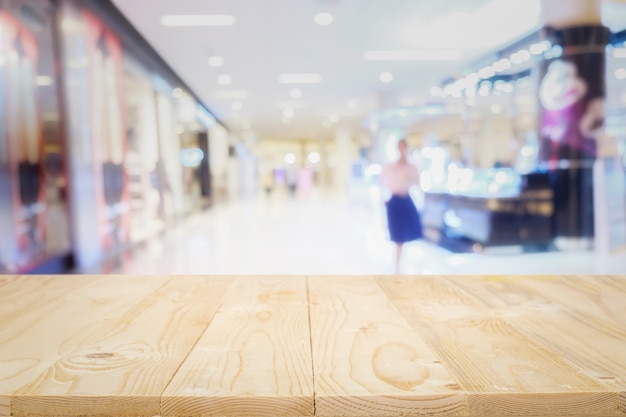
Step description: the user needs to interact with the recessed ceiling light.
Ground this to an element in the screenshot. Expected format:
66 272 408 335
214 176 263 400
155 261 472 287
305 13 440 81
364 50 462 61
283 108 295 118
218 74 232 85
289 88 302 99
379 72 394 83
209 56 224 67
347 99 358 109
278 73 322 84
215 90 248 99
314 13 333 26
232 101 243 111
161 15 235 27
285 153 296 164
36 76 53 86
328 113 339 123
308 152 321 164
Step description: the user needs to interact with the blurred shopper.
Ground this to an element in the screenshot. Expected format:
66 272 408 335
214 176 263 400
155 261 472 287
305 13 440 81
381 139 423 274
286 164 298 197
297 164 314 198
261 168 274 196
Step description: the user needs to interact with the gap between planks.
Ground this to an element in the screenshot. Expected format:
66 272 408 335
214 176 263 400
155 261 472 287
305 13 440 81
305 276 317 417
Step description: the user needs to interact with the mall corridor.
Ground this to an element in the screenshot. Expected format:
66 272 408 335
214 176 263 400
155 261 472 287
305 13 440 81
100 188 626 276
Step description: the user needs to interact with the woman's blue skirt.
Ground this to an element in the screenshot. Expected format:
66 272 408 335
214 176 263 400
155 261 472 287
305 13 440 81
385 194 423 243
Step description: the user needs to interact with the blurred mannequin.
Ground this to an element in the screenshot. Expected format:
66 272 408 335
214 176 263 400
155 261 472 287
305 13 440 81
12 32 42 247
380 139 423 274
92 32 125 246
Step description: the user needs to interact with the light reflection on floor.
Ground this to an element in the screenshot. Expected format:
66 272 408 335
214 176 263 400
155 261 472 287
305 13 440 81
109 188 626 275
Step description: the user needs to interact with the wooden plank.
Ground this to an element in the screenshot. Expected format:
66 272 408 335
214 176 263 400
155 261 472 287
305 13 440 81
0 395 8 417
378 276 616 417
309 276 465 417
445 275 626 392
10 276 231 417
162 276 313 417
0 276 169 398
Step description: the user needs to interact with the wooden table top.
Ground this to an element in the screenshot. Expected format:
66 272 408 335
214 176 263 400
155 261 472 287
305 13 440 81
1 275 625 417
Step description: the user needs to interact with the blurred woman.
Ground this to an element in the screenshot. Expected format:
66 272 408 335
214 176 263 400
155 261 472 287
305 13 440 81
381 139 423 274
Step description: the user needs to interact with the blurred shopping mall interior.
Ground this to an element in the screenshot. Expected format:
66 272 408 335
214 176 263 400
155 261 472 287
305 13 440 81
1 0 625 275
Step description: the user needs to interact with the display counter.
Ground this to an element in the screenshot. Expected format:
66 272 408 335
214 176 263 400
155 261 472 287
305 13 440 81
1 275 625 417
422 168 554 252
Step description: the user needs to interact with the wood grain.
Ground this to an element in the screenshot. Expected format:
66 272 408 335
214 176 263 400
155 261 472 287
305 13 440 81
0 276 168 397
2 275 626 417
309 276 465 417
445 275 626 391
162 276 313 417
378 276 616 417
10 276 231 417
0 395 8 417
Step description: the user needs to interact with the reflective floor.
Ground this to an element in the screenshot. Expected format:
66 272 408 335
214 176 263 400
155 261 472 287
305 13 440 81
108 187 626 275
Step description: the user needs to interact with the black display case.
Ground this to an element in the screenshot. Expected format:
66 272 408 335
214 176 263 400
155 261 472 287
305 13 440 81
422 169 554 253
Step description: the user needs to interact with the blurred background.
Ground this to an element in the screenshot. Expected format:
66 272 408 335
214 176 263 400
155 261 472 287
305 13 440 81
0 0 625 275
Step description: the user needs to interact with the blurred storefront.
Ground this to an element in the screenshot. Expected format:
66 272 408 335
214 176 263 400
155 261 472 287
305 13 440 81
0 0 228 273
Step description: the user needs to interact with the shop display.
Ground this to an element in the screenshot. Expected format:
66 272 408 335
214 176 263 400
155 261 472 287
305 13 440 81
0 11 46 271
84 10 130 252
422 168 553 252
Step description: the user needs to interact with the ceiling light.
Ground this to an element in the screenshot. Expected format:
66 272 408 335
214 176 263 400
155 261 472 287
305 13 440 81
173 88 184 98
510 50 531 64
161 15 235 27
308 152 321 164
232 101 243 111
379 72 394 83
364 50 462 61
283 108 295 118
36 76 53 86
278 73 322 84
347 99 358 109
478 66 495 79
209 56 224 67
314 13 333 26
491 104 502 114
616 68 626 80
218 74 232 85
289 88 302 99
328 113 339 123
530 41 551 55
215 90 248 99
493 58 511 72
285 153 296 164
